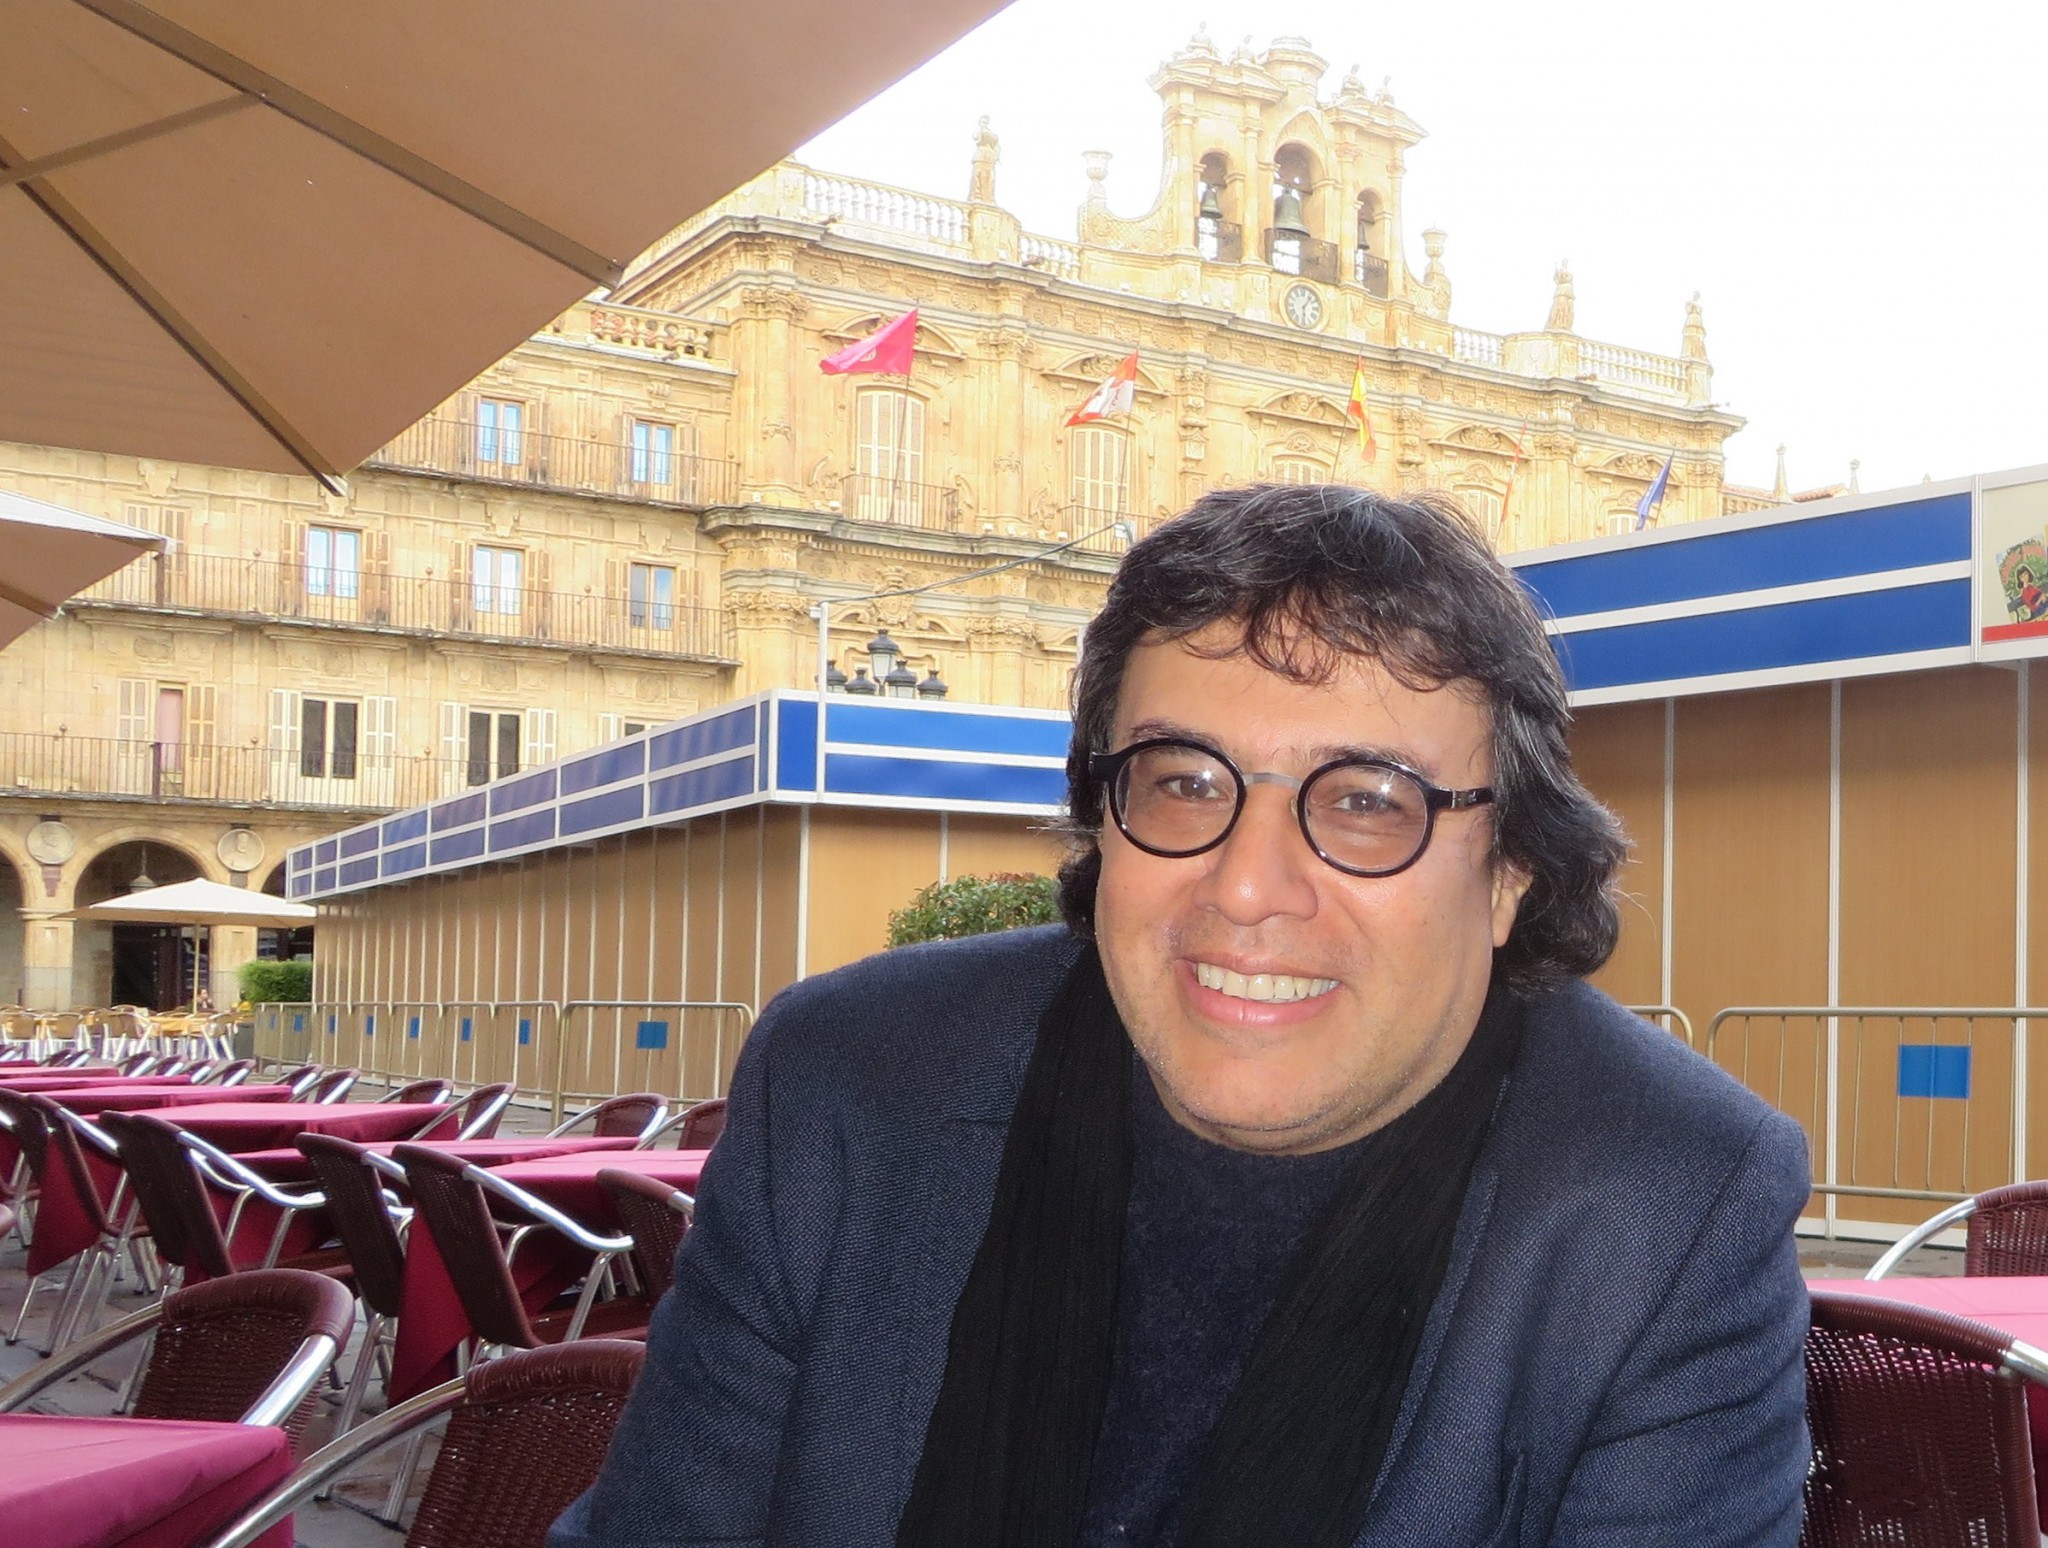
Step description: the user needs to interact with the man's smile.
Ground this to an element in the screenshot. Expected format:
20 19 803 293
1189 960 1341 1003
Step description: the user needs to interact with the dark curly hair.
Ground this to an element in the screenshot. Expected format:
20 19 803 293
1059 482 1626 992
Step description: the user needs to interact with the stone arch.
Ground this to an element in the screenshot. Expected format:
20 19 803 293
1195 149 1239 254
67 827 222 910
70 837 212 1013
0 840 26 1006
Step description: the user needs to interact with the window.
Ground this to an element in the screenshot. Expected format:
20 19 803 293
477 398 524 466
304 526 361 599
300 698 359 780
1272 457 1326 486
1608 510 1639 538
629 563 676 629
472 545 523 616
630 420 674 485
467 710 521 786
1069 425 1128 515
853 389 926 521
599 713 650 743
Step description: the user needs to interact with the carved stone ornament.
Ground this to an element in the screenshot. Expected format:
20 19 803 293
25 819 75 867
1248 391 1349 429
216 826 266 874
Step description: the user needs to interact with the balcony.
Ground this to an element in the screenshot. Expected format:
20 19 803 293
71 553 738 662
1264 230 1342 285
1354 251 1390 298
367 415 739 508
0 734 487 812
837 475 960 533
1197 219 1244 264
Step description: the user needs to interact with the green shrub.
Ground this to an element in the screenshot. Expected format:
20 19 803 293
887 872 1060 947
238 959 313 1004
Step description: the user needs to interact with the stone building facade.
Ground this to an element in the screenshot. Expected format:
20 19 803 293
0 34 1750 1010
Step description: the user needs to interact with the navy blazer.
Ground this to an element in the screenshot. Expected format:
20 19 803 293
552 926 1811 1547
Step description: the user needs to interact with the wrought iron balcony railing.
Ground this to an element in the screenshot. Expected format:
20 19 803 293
71 554 737 661
1354 251 1390 297
1265 230 1343 285
367 415 739 508
835 475 960 533
0 734 498 811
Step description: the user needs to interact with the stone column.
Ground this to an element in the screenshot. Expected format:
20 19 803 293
989 324 1029 526
734 285 805 505
20 912 74 1011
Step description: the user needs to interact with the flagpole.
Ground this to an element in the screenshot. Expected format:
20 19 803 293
1494 417 1531 547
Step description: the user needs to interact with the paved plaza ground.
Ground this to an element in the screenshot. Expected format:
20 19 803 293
0 1077 1961 1547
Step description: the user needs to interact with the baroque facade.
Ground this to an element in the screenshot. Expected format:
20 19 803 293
0 34 1749 1009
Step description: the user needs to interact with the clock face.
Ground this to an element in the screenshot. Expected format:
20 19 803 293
1284 283 1324 330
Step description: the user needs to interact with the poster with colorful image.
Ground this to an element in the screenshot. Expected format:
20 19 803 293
1978 478 2048 659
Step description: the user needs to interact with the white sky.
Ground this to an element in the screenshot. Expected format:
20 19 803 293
801 0 2048 496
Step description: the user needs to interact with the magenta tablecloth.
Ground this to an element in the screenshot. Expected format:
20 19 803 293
0 1414 293 1548
1811 1273 2048 1519
236 1132 634 1186
40 1084 295 1116
155 1101 450 1153
486 1149 708 1224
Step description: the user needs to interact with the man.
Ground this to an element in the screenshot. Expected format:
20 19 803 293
552 484 1811 1547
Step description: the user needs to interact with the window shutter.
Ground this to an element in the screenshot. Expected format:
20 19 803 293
364 530 392 623
450 546 473 631
281 522 304 617
364 696 397 757
529 550 552 640
116 678 151 742
440 701 467 794
186 684 217 798
597 712 621 745
268 688 301 801
523 707 557 766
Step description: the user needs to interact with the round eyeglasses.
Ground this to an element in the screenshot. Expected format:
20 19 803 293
1090 737 1495 879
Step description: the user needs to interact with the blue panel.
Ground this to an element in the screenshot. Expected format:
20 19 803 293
1554 581 1970 694
289 874 312 899
382 843 427 877
490 768 558 816
826 701 1070 759
431 792 487 832
459 1016 473 1043
517 1017 532 1046
339 826 379 858
825 753 1066 807
776 698 818 792
430 828 486 866
651 705 755 770
314 867 337 892
488 809 556 852
289 850 311 873
649 755 754 815
363 1014 376 1039
1898 1044 1971 1100
339 856 379 887
381 810 429 844
291 1013 305 1033
326 1013 337 1036
635 1019 669 1051
562 741 646 795
561 785 645 836
315 839 338 864
408 1015 421 1040
1518 494 1971 620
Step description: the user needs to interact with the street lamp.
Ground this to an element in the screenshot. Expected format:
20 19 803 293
917 666 949 700
865 631 900 683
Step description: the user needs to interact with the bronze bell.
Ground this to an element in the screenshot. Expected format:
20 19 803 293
1271 183 1310 238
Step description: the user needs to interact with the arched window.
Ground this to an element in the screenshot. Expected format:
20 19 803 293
853 388 926 524
1196 152 1237 262
1069 425 1129 517
1270 143 1331 280
1271 456 1326 486
1456 486 1503 534
1354 192 1387 296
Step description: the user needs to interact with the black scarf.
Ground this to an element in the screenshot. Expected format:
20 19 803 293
898 945 1524 1548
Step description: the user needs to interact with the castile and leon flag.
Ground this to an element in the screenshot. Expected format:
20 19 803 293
1066 352 1139 425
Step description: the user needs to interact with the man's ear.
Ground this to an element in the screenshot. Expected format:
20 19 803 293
1489 861 1532 949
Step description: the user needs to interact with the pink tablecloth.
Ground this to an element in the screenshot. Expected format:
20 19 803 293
1811 1274 2048 1518
0 1414 293 1548
38 1084 294 1116
157 1101 450 1153
235 1133 634 1186
385 1148 705 1403
0 1072 189 1089
0 1067 123 1083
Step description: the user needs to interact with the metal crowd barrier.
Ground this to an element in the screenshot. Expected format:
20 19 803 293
551 1000 757 1124
1625 1005 1696 1049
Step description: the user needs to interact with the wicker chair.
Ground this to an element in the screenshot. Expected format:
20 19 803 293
304 1067 360 1104
1867 1181 2048 1279
596 1168 693 1301
634 1096 727 1151
545 1092 668 1142
393 1143 649 1361
198 1339 647 1547
295 1134 412 1445
0 1268 353 1452
276 1063 323 1096
1802 1290 2048 1545
200 1057 259 1087
379 1077 456 1106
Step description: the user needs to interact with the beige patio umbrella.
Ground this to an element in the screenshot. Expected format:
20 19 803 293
67 875 317 1007
1 0 1016 488
0 488 165 648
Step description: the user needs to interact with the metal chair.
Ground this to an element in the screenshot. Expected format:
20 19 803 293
294 1134 412 1448
1867 1181 2048 1279
596 1168 693 1301
393 1143 650 1361
304 1067 359 1104
10 1097 145 1349
429 1082 516 1141
544 1092 669 1142
117 1052 162 1076
379 1077 455 1106
198 1340 647 1547
635 1096 726 1151
0 1268 353 1453
275 1063 323 1096
1802 1290 2048 1545
200 1057 258 1087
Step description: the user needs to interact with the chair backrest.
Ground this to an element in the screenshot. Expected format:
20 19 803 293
305 1068 358 1104
100 1110 234 1281
0 1090 50 1189
549 1093 667 1141
402 1340 647 1548
596 1169 692 1301
1803 1290 2042 1545
295 1134 408 1320
133 1268 355 1448
277 1064 321 1095
1968 1181 2048 1276
393 1143 541 1350
25 1096 114 1237
674 1097 726 1149
381 1078 455 1106
118 1052 160 1076
439 1083 515 1141
203 1058 258 1087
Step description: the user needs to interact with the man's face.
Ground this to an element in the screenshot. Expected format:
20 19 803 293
1093 622 1530 1155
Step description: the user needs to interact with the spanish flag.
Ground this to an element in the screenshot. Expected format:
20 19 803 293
1346 361 1377 462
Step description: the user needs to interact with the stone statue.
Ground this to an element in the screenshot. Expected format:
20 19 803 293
969 116 999 204
1546 262 1574 332
1682 292 1708 362
1419 228 1453 320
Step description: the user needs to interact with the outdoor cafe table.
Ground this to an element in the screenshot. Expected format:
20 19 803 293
0 1413 293 1548
387 1147 707 1403
154 1101 451 1154
1810 1274 2048 1516
233 1132 637 1188
0 1068 132 1086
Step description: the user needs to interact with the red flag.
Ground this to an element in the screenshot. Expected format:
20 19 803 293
820 309 917 375
1066 352 1139 425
